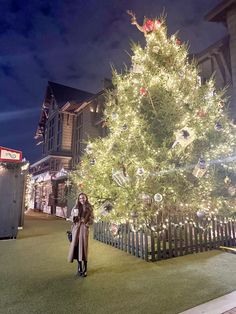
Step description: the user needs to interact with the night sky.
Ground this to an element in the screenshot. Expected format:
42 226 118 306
0 0 226 163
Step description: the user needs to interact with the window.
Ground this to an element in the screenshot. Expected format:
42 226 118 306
48 117 55 151
75 113 83 161
57 182 67 206
57 114 62 150
77 112 83 128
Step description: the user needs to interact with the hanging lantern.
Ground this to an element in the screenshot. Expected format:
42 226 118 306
112 170 129 187
98 200 113 216
172 127 195 148
192 158 207 178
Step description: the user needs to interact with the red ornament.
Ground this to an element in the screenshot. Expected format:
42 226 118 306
176 38 182 45
140 87 148 96
143 19 161 33
143 19 154 32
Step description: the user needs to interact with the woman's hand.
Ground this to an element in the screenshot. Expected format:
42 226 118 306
73 216 79 223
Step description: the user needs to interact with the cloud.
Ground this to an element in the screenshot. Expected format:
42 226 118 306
0 0 227 162
0 108 39 122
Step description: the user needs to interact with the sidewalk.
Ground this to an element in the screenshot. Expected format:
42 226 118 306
181 291 236 314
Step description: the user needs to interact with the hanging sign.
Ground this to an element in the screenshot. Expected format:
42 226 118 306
0 146 22 163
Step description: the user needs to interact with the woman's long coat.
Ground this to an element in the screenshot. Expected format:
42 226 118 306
68 205 94 262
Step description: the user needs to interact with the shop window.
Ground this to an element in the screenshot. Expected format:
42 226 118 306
57 182 67 207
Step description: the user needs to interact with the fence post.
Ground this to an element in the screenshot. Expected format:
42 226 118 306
131 230 135 255
174 225 178 257
93 223 96 239
199 228 203 252
135 231 139 257
179 225 183 256
123 224 126 251
224 222 228 246
162 229 167 259
204 228 208 251
168 220 173 258
189 223 193 254
140 229 144 259
121 224 124 250
208 224 212 250
184 222 188 255
97 222 100 241
232 220 236 246
144 232 148 261
228 221 232 247
151 231 155 261
103 222 105 243
194 223 198 253
157 231 161 260
212 219 216 249
216 221 220 248
127 225 131 254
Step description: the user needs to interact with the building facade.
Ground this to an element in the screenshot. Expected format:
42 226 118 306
196 0 236 116
30 1 236 218
30 81 110 217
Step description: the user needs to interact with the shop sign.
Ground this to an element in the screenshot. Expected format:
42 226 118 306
0 146 22 163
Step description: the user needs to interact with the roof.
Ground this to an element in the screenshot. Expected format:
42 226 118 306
47 81 94 108
205 0 236 23
194 35 229 61
35 81 94 139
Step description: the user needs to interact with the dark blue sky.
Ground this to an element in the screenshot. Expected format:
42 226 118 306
0 0 226 163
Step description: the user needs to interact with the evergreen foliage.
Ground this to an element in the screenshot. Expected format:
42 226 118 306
71 16 236 228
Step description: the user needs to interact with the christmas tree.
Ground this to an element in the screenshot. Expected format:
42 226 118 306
71 12 236 231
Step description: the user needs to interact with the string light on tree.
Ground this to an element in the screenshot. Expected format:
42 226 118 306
71 10 236 226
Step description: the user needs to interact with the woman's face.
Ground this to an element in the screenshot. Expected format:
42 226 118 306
79 194 87 205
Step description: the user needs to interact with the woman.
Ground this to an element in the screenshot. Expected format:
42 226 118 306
68 193 94 277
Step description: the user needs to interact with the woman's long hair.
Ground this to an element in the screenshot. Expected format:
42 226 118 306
76 193 92 217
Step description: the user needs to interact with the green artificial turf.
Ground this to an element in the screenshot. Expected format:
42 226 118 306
0 212 236 314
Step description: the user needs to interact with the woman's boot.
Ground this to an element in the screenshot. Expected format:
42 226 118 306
83 261 87 277
78 261 83 276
